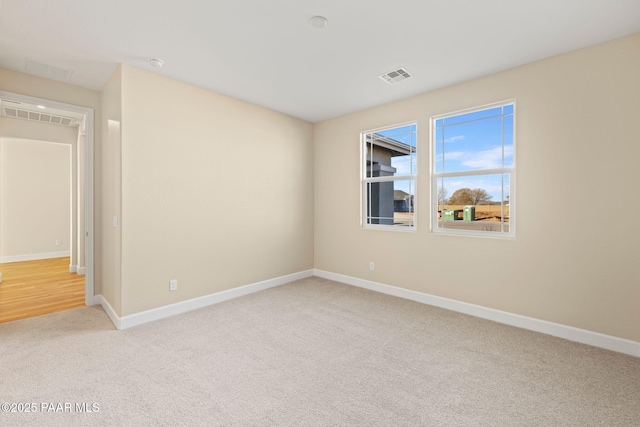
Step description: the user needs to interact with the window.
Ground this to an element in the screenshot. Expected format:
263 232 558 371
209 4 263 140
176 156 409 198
362 123 417 229
432 101 514 236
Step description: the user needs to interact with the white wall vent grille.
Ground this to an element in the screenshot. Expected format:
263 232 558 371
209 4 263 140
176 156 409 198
1 106 77 127
379 67 412 84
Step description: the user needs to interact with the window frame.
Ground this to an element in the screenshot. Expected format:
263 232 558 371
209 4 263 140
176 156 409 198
430 100 515 238
361 121 418 231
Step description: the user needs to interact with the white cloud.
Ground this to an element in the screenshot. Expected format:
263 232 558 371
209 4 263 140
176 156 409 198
391 154 416 175
434 150 464 167
461 146 502 169
445 135 465 143
448 146 514 170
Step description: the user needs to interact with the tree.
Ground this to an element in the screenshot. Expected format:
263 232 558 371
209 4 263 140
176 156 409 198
437 186 448 206
447 188 492 205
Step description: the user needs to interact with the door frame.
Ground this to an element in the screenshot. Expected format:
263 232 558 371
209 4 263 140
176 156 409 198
0 90 95 306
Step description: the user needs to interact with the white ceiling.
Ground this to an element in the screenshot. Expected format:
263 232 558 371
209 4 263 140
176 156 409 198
0 0 639 123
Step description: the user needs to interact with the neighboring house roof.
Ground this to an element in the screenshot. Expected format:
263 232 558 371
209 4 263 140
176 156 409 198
366 133 413 157
394 190 411 201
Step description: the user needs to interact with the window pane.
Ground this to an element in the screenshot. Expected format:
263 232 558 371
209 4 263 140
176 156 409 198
365 124 416 178
393 179 415 226
503 114 514 168
363 122 417 230
503 173 511 228
365 136 373 178
442 116 503 172
390 148 415 176
365 134 385 179
433 102 514 236
435 126 444 173
437 174 508 233
365 179 414 227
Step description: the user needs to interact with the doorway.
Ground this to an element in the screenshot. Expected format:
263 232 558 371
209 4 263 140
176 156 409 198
0 90 94 322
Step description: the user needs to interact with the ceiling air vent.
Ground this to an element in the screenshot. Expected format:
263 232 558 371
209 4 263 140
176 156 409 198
379 67 412 84
25 59 73 82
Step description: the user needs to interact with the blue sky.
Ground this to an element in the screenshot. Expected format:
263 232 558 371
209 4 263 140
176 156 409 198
435 106 513 173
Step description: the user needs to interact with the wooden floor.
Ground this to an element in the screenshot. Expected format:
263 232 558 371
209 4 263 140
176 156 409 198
0 257 85 324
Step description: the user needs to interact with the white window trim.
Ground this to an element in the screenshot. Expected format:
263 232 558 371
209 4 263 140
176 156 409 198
361 121 418 231
430 100 516 238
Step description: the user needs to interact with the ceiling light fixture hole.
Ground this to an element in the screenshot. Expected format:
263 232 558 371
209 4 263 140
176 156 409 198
148 58 164 69
309 16 328 29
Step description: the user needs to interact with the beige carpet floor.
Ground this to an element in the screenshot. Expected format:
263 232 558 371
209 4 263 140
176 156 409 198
1 276 639 426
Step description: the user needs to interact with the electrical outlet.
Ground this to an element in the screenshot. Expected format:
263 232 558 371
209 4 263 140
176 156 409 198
369 262 375 271
169 279 178 291
55 240 62 246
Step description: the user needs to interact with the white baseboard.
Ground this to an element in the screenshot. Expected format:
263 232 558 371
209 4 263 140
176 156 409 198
0 251 71 263
69 265 77 273
314 269 640 358
93 295 121 330
96 269 314 330
77 266 86 275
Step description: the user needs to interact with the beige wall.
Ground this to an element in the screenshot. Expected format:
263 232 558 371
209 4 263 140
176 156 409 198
0 116 79 143
314 34 640 342
0 117 78 261
0 138 71 258
0 68 101 109
100 66 122 313
118 65 314 315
